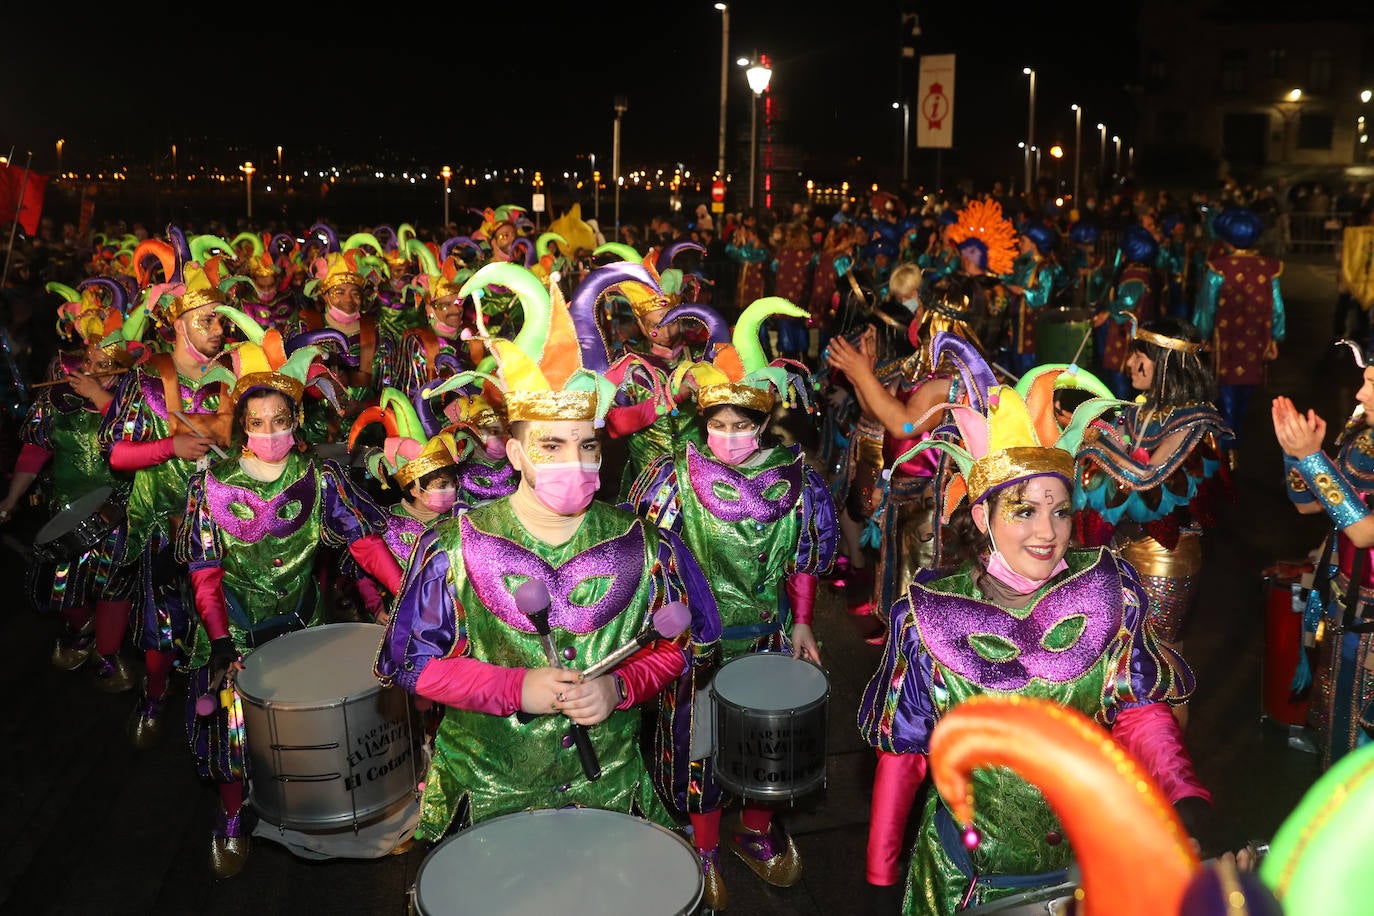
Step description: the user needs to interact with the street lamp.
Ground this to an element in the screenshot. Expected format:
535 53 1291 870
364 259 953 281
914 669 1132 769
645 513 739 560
716 3 729 179
613 95 628 237
276 145 283 179
1112 135 1121 177
240 161 256 221
55 138 64 176
893 101 911 183
1363 89 1372 104
745 58 772 211
587 153 599 221
171 143 177 178
441 165 452 230
1070 104 1082 207
1018 141 1029 191
1023 67 1037 191
1097 123 1106 185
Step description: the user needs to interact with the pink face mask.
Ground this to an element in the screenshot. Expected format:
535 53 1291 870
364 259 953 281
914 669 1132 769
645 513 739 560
328 305 361 325
422 488 457 513
433 318 460 338
531 461 601 515
483 437 508 460
983 530 1068 594
246 429 295 462
707 429 760 466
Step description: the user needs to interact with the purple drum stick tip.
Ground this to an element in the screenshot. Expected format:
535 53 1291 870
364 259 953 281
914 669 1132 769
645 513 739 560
195 693 217 716
653 601 691 638
514 579 551 616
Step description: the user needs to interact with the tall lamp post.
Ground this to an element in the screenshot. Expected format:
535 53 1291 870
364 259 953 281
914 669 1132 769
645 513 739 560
1360 89 1372 163
1023 67 1037 191
612 95 627 238
240 161 255 221
892 101 911 183
171 143 177 178
1096 123 1107 187
588 153 599 221
441 165 452 230
1113 135 1122 178
276 145 283 180
745 59 772 211
715 3 729 179
55 139 64 177
1070 104 1082 206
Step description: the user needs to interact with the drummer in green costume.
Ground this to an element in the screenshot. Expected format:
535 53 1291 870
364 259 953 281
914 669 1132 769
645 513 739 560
376 263 718 842
176 308 403 877
856 354 1216 916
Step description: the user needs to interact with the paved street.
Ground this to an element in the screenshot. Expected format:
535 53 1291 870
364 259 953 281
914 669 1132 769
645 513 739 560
0 256 1348 914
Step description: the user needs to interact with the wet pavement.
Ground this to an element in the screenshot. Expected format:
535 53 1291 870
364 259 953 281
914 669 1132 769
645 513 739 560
0 255 1349 914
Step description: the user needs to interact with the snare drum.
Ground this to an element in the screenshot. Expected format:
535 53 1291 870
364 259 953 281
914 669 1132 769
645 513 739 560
33 485 125 564
235 622 418 831
410 808 703 916
960 881 1078 915
1262 568 1311 727
710 652 830 801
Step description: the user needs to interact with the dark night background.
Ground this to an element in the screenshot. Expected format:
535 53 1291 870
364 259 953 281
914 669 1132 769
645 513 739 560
0 3 1140 192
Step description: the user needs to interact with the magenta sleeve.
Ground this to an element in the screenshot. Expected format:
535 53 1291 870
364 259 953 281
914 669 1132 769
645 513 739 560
414 654 526 716
109 437 176 472
867 750 928 885
190 565 230 641
1111 702 1212 805
612 639 688 709
349 533 404 594
786 571 818 626
604 398 660 439
15 442 52 475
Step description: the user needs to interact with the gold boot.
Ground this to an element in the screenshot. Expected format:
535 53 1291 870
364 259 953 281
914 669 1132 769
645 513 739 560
699 846 729 910
127 690 169 749
210 809 251 878
51 619 95 671
91 653 136 694
724 810 803 888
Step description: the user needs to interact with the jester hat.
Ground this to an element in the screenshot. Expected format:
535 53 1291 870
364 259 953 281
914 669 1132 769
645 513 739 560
349 386 463 490
49 277 149 368
199 305 348 416
946 198 1019 277
929 695 1200 916
137 227 234 328
663 296 815 415
407 237 472 305
423 262 616 424
598 240 705 321
306 233 388 299
893 332 1119 512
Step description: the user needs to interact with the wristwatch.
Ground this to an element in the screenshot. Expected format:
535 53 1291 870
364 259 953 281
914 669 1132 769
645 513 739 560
613 672 628 706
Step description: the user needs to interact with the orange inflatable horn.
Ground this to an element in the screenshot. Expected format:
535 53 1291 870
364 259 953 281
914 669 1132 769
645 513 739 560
929 694 1199 916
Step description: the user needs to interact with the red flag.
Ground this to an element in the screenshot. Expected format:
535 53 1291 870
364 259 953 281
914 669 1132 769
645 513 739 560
0 165 48 236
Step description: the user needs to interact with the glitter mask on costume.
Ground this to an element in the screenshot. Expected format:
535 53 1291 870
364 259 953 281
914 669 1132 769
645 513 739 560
686 442 802 525
205 468 317 541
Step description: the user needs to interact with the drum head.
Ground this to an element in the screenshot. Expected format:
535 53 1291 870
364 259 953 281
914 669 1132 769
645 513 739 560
36 485 113 543
414 808 703 916
235 622 384 706
713 653 829 710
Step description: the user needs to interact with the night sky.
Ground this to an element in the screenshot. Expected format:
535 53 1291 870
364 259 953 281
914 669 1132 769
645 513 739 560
2 3 1138 189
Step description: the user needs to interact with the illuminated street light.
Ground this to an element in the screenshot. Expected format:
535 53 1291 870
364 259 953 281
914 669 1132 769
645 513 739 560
55 139 64 177
1023 67 1037 189
1070 104 1082 206
441 165 452 229
1287 88 1303 102
893 100 911 182
716 3 729 180
745 59 772 210
240 161 256 220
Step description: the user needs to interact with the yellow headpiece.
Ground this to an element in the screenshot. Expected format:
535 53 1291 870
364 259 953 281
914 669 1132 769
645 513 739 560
197 306 344 415
312 250 367 297
349 387 462 490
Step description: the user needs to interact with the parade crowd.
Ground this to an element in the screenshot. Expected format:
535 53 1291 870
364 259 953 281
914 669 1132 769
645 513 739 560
1 177 1371 916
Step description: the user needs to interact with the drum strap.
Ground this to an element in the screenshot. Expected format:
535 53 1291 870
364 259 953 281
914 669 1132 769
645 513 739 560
934 799 1069 894
225 580 315 648
720 621 783 641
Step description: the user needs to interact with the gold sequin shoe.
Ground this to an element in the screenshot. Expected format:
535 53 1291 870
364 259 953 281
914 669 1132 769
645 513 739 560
210 808 251 878
725 811 803 888
127 690 169 749
91 653 136 693
51 619 95 670
699 846 729 910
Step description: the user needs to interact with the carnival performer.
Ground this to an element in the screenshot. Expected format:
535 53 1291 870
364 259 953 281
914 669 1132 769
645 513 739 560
856 354 1213 916
176 307 402 877
810 220 860 357
100 235 238 749
375 262 719 845
771 222 817 363
1272 340 1374 770
725 220 771 318
825 277 992 633
1194 207 1285 447
944 198 1018 370
627 296 834 911
345 386 464 621
436 391 518 509
1005 220 1064 376
1 279 143 690
1160 215 1192 320
916 209 961 299
1074 317 1234 728
1094 225 1161 399
382 243 479 418
230 231 298 332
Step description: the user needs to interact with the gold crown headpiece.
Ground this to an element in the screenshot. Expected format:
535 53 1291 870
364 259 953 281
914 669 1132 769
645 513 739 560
349 386 464 489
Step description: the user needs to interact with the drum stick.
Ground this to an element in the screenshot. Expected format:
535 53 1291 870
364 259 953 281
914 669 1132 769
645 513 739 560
1069 325 1093 367
31 369 129 388
172 409 230 460
580 601 690 681
515 579 602 782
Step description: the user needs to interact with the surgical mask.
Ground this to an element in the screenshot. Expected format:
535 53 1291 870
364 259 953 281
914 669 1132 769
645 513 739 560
246 429 295 462
422 487 457 513
433 317 460 337
707 429 760 466
327 305 361 325
531 461 600 515
483 437 508 460
984 528 1067 594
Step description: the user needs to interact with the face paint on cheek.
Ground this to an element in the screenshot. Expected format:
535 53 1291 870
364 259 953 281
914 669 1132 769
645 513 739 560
999 500 1029 526
524 427 553 463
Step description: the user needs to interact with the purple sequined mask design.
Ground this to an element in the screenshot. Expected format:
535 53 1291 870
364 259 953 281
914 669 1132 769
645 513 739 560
686 442 801 524
205 467 317 542
461 515 645 634
912 554 1122 689
458 459 518 502
144 372 220 420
